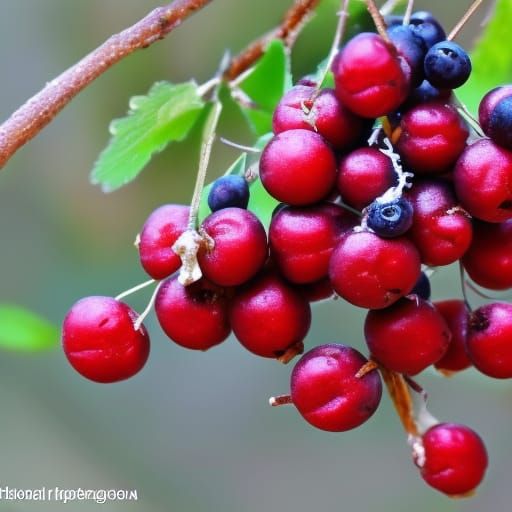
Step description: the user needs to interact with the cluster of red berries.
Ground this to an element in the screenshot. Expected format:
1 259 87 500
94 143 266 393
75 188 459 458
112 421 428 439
61 7 512 498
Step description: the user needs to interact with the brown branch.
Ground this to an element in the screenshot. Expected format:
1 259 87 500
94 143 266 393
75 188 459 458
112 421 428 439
0 0 213 169
225 0 321 81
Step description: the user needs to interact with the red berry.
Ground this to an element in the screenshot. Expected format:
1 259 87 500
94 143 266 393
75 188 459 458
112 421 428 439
333 33 410 118
329 230 421 309
396 102 468 174
138 204 189 279
433 299 472 374
290 344 382 432
272 85 367 151
462 220 512 290
418 423 488 496
364 298 450 375
230 272 311 358
198 207 267 287
62 296 150 383
405 180 472 266
466 302 512 378
155 276 231 351
479 85 512 150
296 277 335 303
336 148 397 210
269 202 356 284
260 129 337 206
454 139 512 222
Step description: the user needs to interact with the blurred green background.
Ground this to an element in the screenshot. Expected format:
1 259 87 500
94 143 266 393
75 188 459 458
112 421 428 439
0 0 509 510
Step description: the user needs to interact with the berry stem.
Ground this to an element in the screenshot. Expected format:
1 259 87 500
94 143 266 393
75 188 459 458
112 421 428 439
379 0 403 17
365 0 392 44
379 366 419 438
115 278 156 301
219 137 262 153
447 0 484 41
402 0 414 26
355 359 379 378
269 394 293 406
313 0 351 92
134 280 164 331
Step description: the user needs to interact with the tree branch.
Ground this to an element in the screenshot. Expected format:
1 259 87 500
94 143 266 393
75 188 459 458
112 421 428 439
225 0 321 81
0 0 321 170
0 0 213 169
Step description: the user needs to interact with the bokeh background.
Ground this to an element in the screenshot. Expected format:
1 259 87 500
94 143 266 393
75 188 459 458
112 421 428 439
0 0 509 510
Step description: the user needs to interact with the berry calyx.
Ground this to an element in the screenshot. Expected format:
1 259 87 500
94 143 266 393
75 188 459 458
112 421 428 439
333 32 411 118
366 196 414 238
418 423 488 496
260 129 337 206
138 204 190 280
329 230 421 309
466 302 512 378
272 85 367 151
62 296 150 383
290 344 382 432
155 276 231 351
198 207 267 287
230 272 311 359
269 202 356 284
424 41 471 89
207 175 249 212
364 297 450 375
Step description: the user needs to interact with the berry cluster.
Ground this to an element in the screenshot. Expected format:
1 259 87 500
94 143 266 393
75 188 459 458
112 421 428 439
61 5 512 498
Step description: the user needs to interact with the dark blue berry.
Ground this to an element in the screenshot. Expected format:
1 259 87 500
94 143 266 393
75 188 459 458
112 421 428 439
409 79 451 105
487 96 512 150
384 14 404 28
207 175 250 212
409 11 446 49
410 271 431 300
388 25 427 87
424 41 471 89
366 197 413 237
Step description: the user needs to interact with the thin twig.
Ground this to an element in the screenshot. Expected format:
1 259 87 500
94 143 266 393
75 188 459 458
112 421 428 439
447 0 484 41
365 0 392 43
0 0 213 169
380 0 404 17
402 0 414 25
225 0 321 80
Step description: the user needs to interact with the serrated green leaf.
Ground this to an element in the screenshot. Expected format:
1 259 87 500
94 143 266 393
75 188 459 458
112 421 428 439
458 0 511 114
91 81 205 192
0 305 59 352
237 40 291 135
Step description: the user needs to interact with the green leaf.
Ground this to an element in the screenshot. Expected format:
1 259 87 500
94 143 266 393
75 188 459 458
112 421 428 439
458 0 512 114
91 81 205 192
0 305 59 352
237 40 292 135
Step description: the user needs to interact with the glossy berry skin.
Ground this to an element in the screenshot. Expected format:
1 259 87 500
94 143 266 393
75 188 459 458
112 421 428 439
297 278 335 303
388 25 427 87
463 220 512 290
207 175 249 212
155 276 231 351
419 423 488 496
198 208 267 287
290 344 382 432
337 148 397 210
434 300 472 374
405 180 472 266
366 197 414 238
329 231 421 309
478 86 512 150
364 298 450 375
230 272 311 358
402 80 452 110
454 139 512 222
409 11 446 49
272 85 366 151
260 129 337 206
138 204 189 279
466 302 512 378
269 202 356 284
333 32 410 118
396 102 469 174
411 271 431 300
62 296 150 383
424 41 471 89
